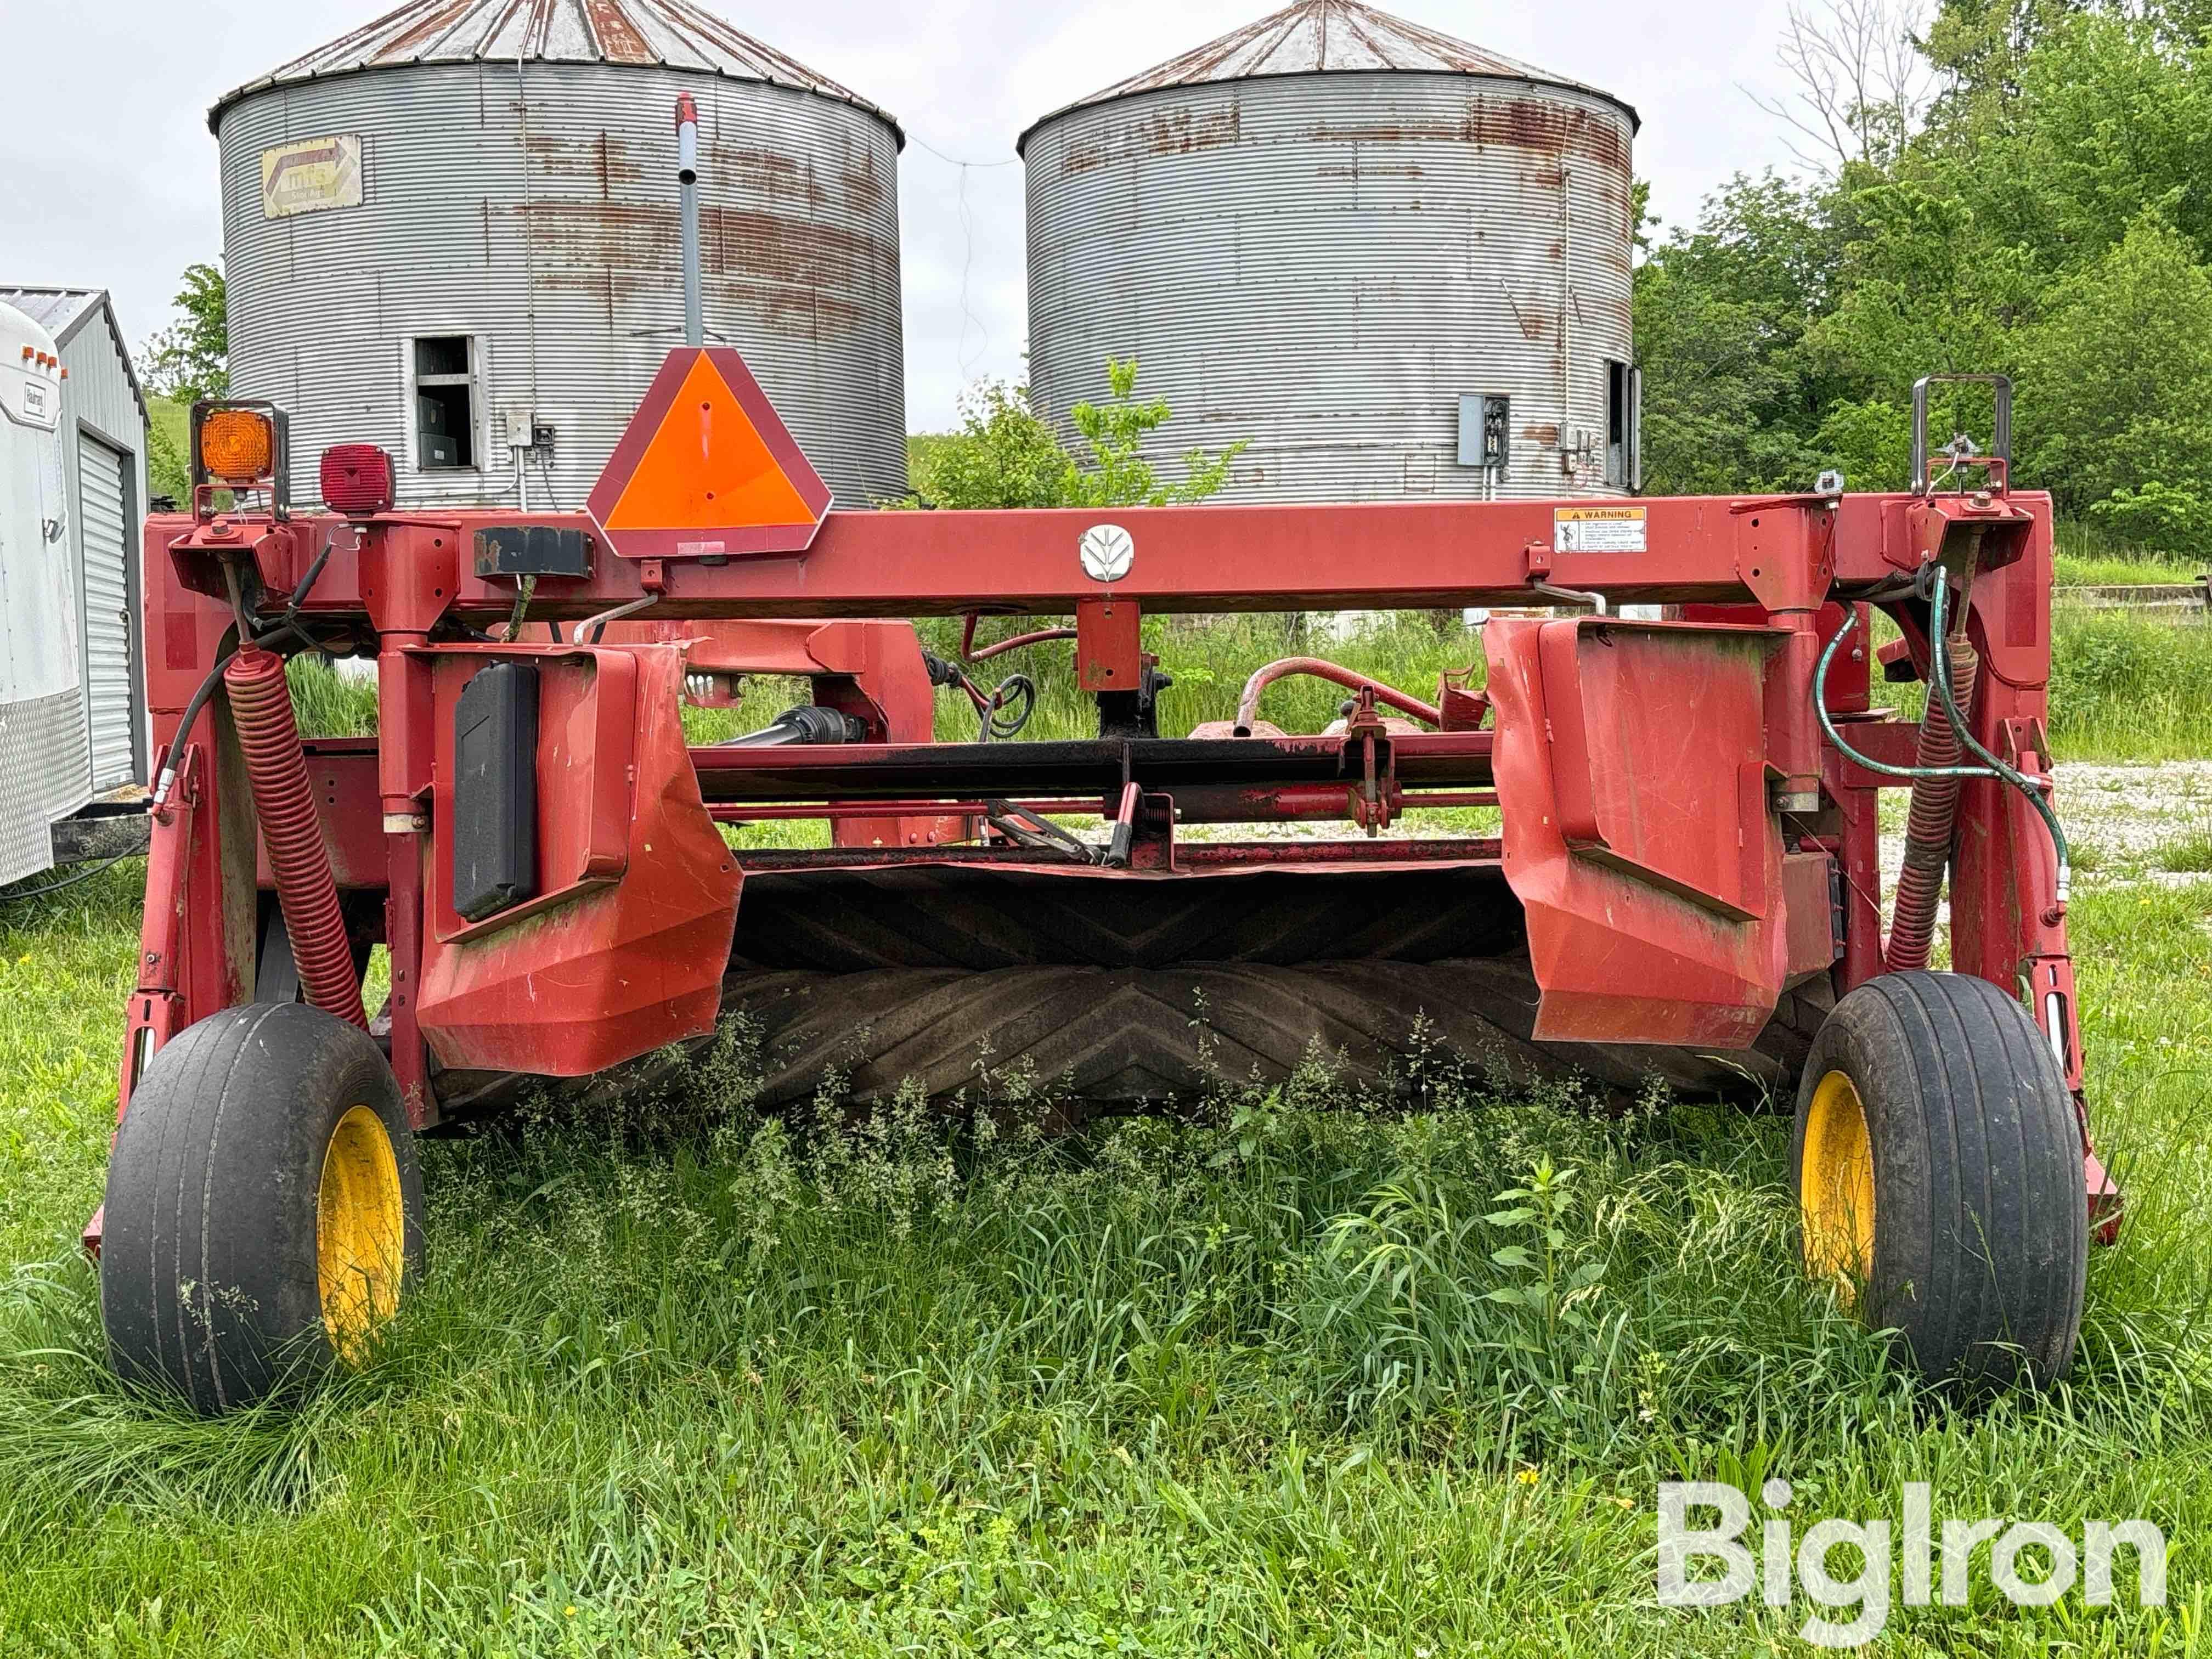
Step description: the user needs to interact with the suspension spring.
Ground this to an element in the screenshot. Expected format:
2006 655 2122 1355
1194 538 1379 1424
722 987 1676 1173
223 648 367 1028
1884 637 1980 972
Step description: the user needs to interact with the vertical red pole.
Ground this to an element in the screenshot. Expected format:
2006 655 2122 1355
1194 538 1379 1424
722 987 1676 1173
117 747 200 1115
384 831 433 1129
359 521 458 1130
120 518 257 1097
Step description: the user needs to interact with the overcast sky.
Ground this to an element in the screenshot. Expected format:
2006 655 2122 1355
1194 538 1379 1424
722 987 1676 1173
1 0 1807 430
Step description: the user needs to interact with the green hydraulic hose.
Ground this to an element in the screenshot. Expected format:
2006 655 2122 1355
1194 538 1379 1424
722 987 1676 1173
1813 582 2069 906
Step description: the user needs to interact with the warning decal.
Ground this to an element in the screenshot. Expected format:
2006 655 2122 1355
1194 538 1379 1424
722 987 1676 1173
1553 505 1647 552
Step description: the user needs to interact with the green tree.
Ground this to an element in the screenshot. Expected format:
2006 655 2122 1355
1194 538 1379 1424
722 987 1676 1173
1927 13 2212 272
1631 174 1841 492
1633 0 2212 527
1918 0 2081 125
1803 183 2034 398
142 262 228 403
146 400 191 507
1633 257 1819 494
906 380 1074 508
1063 358 1244 507
2016 211 2212 554
903 359 1242 510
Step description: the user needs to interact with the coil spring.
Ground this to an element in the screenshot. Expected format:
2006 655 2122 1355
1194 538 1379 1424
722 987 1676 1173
1884 637 1981 973
224 648 368 1027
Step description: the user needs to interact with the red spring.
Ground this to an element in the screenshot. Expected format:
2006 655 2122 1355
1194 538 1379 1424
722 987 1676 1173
1884 640 1981 973
224 648 368 1027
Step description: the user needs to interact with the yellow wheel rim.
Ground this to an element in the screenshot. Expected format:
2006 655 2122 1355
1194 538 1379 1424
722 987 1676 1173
1801 1069 1876 1296
317 1105 404 1358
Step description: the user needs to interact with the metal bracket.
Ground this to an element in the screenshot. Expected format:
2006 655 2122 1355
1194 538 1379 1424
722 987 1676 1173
1912 374 2012 495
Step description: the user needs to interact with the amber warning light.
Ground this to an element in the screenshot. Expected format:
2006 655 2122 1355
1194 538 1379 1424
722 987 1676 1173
189 399 291 518
586 347 831 561
199 409 274 481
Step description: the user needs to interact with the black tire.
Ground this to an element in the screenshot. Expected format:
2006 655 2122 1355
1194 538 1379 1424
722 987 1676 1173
101 1002 424 1413
1791 970 2085 1391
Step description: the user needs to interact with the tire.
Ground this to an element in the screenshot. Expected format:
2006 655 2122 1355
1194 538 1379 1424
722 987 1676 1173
1791 970 2085 1391
101 1003 424 1412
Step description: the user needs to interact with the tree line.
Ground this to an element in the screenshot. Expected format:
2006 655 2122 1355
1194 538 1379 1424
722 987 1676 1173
1639 0 2212 556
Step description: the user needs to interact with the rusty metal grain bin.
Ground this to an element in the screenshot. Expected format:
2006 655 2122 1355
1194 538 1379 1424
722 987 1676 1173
1020 0 1638 505
212 0 905 513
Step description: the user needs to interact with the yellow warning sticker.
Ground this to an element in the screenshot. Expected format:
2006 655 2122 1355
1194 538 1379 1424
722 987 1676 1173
1554 505 1647 552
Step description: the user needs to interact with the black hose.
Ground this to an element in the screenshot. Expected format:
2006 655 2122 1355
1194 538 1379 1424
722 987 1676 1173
0 846 142 906
153 538 353 809
981 674 1035 741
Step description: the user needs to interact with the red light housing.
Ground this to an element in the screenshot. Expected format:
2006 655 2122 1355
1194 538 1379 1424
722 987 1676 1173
321 444 395 517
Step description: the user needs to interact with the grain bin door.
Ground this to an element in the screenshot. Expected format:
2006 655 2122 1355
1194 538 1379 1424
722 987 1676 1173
77 435 140 790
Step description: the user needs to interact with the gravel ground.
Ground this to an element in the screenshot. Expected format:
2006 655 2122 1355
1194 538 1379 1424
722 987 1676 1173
1876 761 2212 896
2046 760 2212 875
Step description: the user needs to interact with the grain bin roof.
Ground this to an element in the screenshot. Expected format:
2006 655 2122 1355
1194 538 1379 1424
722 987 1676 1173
208 0 901 144
1019 0 1637 153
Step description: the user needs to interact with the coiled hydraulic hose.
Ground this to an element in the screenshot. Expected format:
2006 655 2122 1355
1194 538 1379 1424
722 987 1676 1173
1886 635 1980 970
223 647 367 1027
1814 579 2070 941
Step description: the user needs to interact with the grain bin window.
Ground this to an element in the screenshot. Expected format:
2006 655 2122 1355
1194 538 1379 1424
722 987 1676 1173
413 336 477 470
1606 360 1641 490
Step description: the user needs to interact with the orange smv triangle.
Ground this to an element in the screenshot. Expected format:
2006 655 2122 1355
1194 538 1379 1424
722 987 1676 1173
603 354 814 535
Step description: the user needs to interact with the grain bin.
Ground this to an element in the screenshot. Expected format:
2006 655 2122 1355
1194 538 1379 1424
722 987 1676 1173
1020 0 1639 505
212 0 906 512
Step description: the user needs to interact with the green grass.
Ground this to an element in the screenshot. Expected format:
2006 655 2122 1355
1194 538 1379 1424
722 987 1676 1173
2053 520 2209 589
1865 606 2212 762
2154 819 2212 874
2046 611 2212 760
286 655 378 736
32 603 2191 1650
2054 552 2206 587
1 858 2210 1653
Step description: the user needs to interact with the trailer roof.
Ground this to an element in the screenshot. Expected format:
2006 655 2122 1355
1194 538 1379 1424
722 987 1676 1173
0 287 147 426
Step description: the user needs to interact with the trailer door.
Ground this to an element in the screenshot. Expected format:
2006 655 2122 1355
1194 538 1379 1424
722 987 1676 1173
78 433 138 791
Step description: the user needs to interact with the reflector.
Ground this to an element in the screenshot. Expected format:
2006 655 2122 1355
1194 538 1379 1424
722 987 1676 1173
321 444 396 516
586 347 832 559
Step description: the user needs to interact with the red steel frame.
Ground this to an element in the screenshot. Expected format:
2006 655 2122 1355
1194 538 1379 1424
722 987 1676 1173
120 480 2106 1218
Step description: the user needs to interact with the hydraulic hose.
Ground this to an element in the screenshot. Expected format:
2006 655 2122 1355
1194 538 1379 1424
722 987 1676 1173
1814 584 2070 954
1233 658 1442 737
223 647 367 1027
1926 574 2069 907
150 540 342 811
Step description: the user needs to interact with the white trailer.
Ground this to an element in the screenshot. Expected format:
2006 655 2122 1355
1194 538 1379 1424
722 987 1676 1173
0 298 93 883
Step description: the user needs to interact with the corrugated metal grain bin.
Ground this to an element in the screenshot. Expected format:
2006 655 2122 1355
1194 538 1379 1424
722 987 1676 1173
1020 0 1639 505
212 0 906 512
